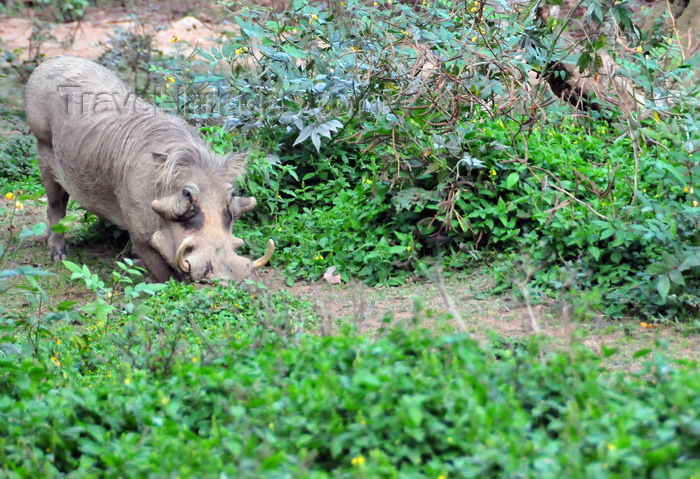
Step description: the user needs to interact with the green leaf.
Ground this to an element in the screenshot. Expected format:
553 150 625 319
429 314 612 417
633 348 652 358
506 172 519 189
599 228 614 240
645 262 669 275
198 50 215 61
19 222 47 238
0 266 54 278
62 260 84 275
56 300 78 311
280 44 308 59
610 251 622 264
668 269 685 286
352 370 381 388
657 275 670 300
588 246 601 261
407 405 423 428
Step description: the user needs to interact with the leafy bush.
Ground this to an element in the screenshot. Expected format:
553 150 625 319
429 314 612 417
33 0 90 22
0 134 38 184
156 0 695 318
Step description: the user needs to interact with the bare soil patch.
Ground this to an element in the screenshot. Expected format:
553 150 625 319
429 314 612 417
0 1 231 61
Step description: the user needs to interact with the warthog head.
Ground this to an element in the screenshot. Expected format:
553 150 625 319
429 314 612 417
150 170 273 283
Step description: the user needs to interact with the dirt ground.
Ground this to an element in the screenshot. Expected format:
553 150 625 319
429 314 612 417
0 1 229 60
1 0 697 369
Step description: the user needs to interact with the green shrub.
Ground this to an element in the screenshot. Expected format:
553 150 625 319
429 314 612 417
0 134 38 184
145 0 700 318
0 306 699 477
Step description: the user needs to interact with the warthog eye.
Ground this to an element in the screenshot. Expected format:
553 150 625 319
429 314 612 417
182 189 192 200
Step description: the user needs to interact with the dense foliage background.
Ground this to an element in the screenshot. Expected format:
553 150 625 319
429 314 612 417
145 0 699 319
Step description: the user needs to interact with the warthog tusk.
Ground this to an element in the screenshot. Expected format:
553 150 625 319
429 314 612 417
252 239 274 270
176 236 195 274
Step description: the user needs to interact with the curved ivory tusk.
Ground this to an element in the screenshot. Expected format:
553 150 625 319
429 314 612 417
175 236 195 274
252 239 275 270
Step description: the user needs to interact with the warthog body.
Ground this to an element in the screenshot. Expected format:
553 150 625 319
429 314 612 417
25 55 273 282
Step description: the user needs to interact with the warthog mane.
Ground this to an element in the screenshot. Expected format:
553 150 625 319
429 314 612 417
56 109 246 196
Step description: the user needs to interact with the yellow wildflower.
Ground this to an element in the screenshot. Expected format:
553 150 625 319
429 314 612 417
684 187 689 192
351 455 366 466
490 168 497 177
15 202 23 211
693 200 698 207
5 192 14 200
124 378 131 385
50 356 61 367
171 35 179 44
608 444 617 451
407 246 411 251
636 45 642 53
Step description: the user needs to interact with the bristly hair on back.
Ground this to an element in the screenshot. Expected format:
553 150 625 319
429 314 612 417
54 109 248 195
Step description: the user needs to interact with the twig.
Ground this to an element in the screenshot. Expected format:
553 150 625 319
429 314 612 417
433 264 467 333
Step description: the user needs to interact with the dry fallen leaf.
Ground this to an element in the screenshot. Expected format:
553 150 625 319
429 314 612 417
323 266 341 285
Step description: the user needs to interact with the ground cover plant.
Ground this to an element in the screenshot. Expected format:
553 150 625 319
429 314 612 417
1 274 700 477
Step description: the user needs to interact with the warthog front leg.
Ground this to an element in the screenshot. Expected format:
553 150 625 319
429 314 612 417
133 239 181 283
37 141 70 262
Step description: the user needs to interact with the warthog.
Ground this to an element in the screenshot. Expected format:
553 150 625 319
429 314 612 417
25 55 273 283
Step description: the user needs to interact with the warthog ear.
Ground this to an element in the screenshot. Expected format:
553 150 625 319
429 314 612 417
224 152 248 179
152 186 198 221
152 151 169 163
228 195 257 220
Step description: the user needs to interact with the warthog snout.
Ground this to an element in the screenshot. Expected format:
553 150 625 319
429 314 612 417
175 237 274 283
